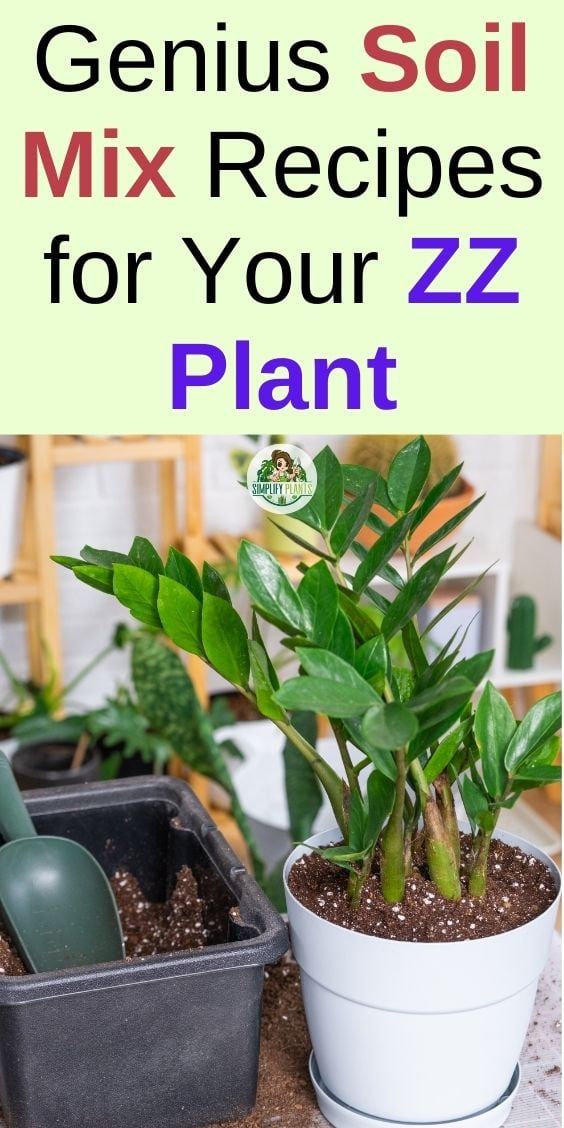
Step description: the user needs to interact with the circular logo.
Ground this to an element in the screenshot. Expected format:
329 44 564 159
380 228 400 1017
246 443 317 513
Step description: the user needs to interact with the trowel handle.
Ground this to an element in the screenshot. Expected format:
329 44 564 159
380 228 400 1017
0 752 37 842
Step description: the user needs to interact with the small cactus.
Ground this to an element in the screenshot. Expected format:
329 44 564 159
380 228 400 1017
346 435 463 497
507 595 553 670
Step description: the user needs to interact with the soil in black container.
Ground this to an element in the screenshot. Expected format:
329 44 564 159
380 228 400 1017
0 865 221 977
289 835 557 943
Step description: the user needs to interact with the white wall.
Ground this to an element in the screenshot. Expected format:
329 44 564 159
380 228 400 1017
0 435 543 709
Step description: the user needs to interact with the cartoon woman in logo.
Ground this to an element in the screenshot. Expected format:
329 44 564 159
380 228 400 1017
269 449 301 482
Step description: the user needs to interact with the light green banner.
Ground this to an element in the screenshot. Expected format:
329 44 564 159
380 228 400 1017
4 2 561 432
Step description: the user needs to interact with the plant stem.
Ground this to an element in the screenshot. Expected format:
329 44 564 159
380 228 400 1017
409 757 430 808
381 746 407 903
348 852 373 910
274 716 347 837
331 720 360 797
423 800 461 900
237 684 348 837
468 827 495 897
434 774 460 868
353 756 371 776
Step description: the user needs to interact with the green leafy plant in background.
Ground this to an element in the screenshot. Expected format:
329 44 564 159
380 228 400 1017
0 633 118 734
13 625 265 879
53 446 562 908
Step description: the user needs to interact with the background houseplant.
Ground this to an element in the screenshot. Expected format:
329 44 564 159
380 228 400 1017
1 633 118 785
55 439 561 1126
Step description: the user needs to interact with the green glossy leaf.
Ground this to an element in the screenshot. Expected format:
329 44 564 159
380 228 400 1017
362 702 419 750
202 561 232 603
298 561 339 647
474 681 515 798
276 675 376 719
113 564 160 628
248 640 287 722
424 720 473 784
73 564 114 595
328 608 356 664
407 677 475 731
283 711 322 842
251 612 279 689
362 585 392 616
51 554 85 570
345 717 397 781
459 775 494 832
391 667 416 703
202 592 250 687
519 734 561 770
80 545 130 568
505 691 562 774
293 446 343 534
266 520 336 562
342 464 395 513
330 482 376 557
387 437 431 512
413 495 485 561
450 650 494 687
157 575 204 658
354 636 388 694
402 621 428 678
409 704 472 760
365 771 395 846
353 514 413 594
296 647 380 707
238 540 306 633
314 845 365 872
382 547 453 640
421 564 494 637
515 764 562 783
128 536 164 576
409 464 464 533
348 789 368 853
351 541 405 590
165 548 203 602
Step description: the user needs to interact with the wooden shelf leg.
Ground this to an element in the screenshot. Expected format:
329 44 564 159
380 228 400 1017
28 437 62 687
159 461 177 555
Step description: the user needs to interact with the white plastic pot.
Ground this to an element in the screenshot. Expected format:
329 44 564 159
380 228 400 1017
0 448 26 579
284 827 561 1126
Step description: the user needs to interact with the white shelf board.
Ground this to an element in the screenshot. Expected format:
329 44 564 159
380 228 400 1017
492 663 562 690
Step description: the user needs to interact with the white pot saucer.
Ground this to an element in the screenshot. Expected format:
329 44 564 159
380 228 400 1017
309 1055 521 1128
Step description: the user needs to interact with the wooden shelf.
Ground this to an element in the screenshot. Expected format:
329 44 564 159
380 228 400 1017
0 572 40 606
52 436 188 466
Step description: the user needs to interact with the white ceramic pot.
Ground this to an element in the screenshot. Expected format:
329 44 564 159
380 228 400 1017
0 448 26 579
284 827 561 1126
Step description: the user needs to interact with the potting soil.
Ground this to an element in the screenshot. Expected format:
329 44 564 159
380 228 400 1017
288 835 557 942
0 864 219 975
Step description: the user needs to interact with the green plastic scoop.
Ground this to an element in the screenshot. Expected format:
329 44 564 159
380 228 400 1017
0 752 125 973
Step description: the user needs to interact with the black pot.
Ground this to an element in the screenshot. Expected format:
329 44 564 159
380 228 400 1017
0 777 288 1128
11 741 102 790
0 446 25 470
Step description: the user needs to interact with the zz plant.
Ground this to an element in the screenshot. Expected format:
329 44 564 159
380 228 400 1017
53 442 562 907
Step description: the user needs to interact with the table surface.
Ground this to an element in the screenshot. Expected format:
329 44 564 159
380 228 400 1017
0 937 560 1128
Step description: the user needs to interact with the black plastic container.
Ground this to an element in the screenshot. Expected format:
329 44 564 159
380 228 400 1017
11 741 102 789
0 777 288 1128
